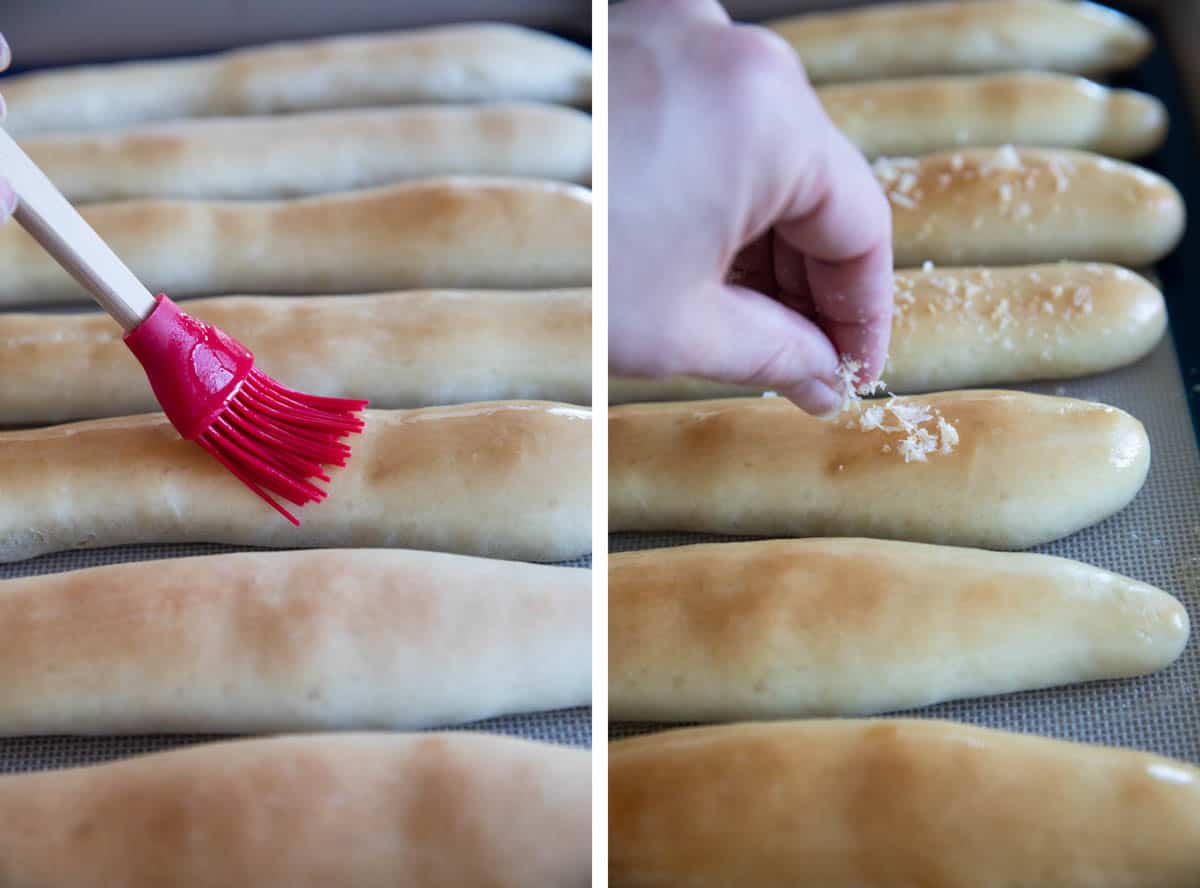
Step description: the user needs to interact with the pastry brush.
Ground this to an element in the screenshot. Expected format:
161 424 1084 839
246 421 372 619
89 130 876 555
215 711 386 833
0 127 367 525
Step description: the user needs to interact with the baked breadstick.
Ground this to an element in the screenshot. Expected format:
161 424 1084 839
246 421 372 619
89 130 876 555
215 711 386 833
609 263 1165 402
877 147 1184 267
609 539 1186 722
821 72 1167 159
0 289 592 425
610 720 1200 887
0 549 589 734
609 391 1148 549
1 24 592 136
0 732 590 887
0 178 591 306
0 402 590 563
21 103 593 203
767 0 1152 84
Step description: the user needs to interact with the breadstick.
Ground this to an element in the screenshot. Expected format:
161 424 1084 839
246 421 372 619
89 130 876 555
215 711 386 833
1 24 592 136
0 402 590 563
820 72 1166 159
0 549 589 734
767 0 1152 84
20 103 592 203
608 391 1149 549
877 147 1183 267
0 732 590 887
609 539 1187 722
0 178 591 306
610 720 1200 887
609 263 1165 402
0 289 592 425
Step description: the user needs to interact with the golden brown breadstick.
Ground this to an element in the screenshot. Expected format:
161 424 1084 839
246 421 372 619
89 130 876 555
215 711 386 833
21 103 593 202
610 720 1200 887
0 402 591 563
608 391 1149 549
0 178 592 306
0 549 590 734
877 147 1184 267
609 539 1187 721
767 0 1152 83
0 732 590 887
820 72 1167 159
0 289 592 425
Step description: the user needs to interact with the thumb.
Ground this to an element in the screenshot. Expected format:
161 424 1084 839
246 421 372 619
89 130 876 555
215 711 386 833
669 281 844 415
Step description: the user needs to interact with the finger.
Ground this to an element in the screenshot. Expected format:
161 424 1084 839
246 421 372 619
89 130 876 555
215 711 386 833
771 230 816 317
0 178 18 224
773 123 894 384
806 246 893 383
670 280 843 415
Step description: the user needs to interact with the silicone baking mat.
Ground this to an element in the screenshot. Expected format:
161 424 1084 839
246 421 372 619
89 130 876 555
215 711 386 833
0 26 592 770
611 3 1200 762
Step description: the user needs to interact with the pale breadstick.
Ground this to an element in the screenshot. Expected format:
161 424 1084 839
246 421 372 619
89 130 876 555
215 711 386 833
1 24 592 136
609 263 1165 402
0 289 591 425
20 103 593 203
767 0 1152 84
0 402 590 563
0 732 589 887
0 549 589 734
821 72 1166 159
610 720 1200 887
0 178 591 306
878 147 1183 267
609 539 1187 722
608 391 1149 549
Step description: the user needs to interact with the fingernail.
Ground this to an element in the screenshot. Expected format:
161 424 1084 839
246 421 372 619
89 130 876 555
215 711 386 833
0 33 10 71
785 378 843 419
0 179 18 220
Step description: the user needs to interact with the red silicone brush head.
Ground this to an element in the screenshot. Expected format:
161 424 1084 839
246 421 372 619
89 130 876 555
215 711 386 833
123 294 367 525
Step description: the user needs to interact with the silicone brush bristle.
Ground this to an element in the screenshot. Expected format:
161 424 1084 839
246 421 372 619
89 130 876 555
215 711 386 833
124 294 368 525
196 368 368 525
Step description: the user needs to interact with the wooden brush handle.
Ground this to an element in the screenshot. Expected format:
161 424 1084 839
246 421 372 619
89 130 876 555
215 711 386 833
0 126 156 330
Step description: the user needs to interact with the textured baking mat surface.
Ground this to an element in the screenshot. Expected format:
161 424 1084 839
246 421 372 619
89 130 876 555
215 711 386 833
0 545 591 771
610 336 1200 760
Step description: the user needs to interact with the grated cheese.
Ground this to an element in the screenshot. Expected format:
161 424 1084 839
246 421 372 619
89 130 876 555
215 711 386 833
833 354 960 463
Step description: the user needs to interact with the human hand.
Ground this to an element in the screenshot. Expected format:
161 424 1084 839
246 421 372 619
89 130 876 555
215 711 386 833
0 32 15 223
609 0 893 415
